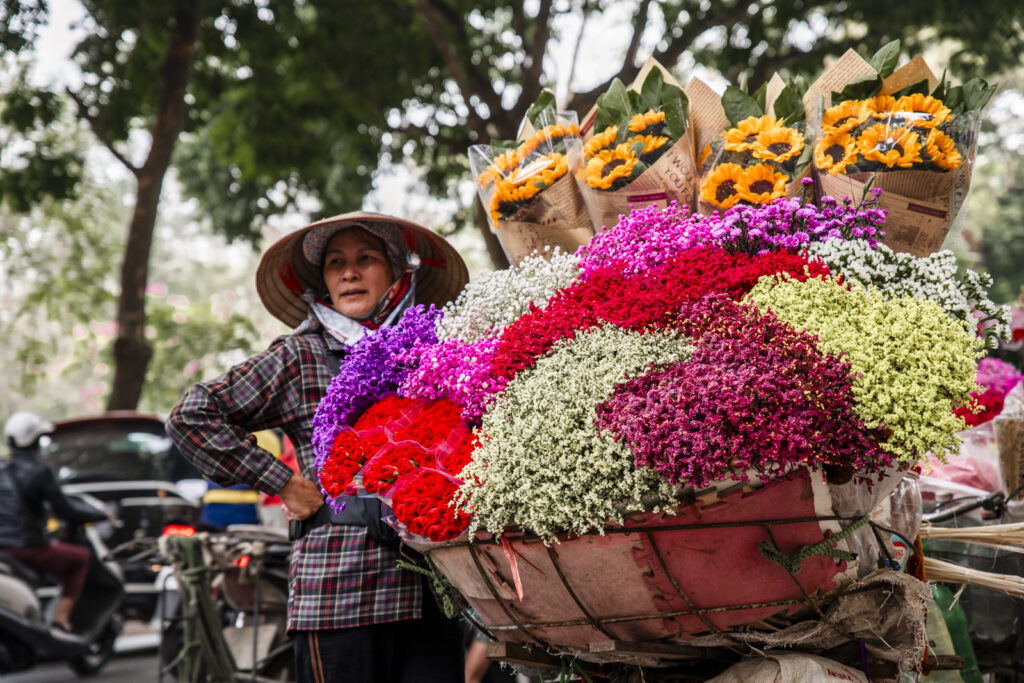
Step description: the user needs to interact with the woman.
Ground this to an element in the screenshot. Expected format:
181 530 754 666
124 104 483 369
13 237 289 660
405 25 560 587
168 212 469 682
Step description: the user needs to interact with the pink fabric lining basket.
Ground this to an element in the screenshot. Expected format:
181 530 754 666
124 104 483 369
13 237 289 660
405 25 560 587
416 471 854 650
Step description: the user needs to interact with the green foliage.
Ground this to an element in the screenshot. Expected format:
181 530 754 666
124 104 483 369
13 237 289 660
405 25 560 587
722 79 806 127
593 69 689 140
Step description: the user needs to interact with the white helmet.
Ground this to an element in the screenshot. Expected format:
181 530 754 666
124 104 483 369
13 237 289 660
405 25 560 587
4 411 55 449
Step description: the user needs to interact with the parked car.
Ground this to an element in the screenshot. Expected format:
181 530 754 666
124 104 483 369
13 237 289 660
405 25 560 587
39 412 201 622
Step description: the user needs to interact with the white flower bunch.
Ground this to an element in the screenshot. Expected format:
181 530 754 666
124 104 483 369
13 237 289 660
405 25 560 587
436 247 580 342
807 240 1011 348
456 325 692 541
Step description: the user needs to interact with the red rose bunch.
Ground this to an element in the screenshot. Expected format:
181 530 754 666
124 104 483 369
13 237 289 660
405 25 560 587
389 470 471 542
490 246 829 383
316 395 477 541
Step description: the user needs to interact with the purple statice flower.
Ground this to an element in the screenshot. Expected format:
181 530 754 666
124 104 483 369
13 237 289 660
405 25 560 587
311 304 442 469
576 202 714 277
399 335 503 424
576 195 887 274
595 293 893 488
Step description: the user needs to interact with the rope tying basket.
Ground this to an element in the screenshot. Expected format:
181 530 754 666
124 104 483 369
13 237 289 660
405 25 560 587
411 471 921 665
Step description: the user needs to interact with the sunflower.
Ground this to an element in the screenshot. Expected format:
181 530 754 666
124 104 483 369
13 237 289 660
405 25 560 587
723 115 782 152
752 126 804 163
822 100 868 136
814 133 858 175
476 149 520 188
585 145 640 190
489 177 542 224
584 126 620 158
531 152 570 186
518 123 581 158
896 94 952 130
699 163 745 209
737 163 788 204
865 94 900 121
925 129 962 170
628 109 667 136
857 123 923 168
627 134 670 161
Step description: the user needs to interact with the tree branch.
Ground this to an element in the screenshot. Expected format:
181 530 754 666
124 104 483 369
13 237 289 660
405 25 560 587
566 3 591 96
656 0 757 68
65 88 141 177
566 0 756 114
745 37 863 89
391 121 466 155
416 0 509 134
623 0 653 71
519 0 554 109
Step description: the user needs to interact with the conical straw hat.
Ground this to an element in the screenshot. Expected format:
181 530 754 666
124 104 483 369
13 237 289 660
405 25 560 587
256 211 469 328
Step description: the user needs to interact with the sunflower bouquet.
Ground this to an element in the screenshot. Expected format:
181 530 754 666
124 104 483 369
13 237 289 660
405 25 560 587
695 76 813 215
469 93 592 264
576 58 695 232
807 40 995 257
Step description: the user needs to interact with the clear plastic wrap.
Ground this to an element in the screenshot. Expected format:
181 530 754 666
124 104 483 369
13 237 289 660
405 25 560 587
469 109 592 264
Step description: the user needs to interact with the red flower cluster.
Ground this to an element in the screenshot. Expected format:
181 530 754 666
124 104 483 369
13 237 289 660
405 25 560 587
317 395 477 541
319 428 388 498
596 294 892 488
490 246 830 382
953 387 1006 428
390 470 472 542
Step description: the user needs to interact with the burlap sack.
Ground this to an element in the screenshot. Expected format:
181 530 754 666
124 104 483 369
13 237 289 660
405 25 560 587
706 653 871 683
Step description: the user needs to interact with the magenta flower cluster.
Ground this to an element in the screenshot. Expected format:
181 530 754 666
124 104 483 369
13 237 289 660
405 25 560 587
311 304 442 469
398 335 504 423
577 194 885 278
976 357 1024 396
595 294 893 489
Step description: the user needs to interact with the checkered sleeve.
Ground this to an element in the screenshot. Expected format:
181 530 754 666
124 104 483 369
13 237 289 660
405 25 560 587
167 335 299 495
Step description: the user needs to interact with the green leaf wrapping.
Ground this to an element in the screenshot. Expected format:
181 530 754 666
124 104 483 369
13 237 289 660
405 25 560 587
722 85 764 127
869 40 901 78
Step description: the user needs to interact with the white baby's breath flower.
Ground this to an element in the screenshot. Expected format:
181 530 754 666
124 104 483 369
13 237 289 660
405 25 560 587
437 249 580 342
807 241 1010 347
456 325 693 541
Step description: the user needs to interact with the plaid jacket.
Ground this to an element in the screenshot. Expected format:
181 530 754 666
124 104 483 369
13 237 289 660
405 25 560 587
166 329 422 631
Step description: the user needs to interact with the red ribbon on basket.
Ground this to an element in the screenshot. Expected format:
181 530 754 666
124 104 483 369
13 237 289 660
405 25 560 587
501 537 525 601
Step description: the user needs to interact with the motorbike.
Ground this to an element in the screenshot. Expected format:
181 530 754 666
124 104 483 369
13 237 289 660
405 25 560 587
0 490 125 677
157 524 294 683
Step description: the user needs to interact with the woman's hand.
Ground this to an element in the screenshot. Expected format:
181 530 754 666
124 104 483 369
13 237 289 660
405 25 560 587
278 474 324 520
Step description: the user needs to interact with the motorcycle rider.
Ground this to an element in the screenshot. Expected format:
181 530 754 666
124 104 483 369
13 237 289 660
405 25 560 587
0 411 110 638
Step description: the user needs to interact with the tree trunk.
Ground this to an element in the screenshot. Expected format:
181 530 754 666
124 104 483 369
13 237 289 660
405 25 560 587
106 4 199 411
477 203 511 270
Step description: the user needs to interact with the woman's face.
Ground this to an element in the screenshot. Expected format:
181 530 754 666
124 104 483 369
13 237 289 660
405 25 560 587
322 229 395 319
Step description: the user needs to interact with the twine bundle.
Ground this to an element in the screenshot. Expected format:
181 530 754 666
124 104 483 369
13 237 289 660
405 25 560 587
920 521 1024 551
923 556 1024 600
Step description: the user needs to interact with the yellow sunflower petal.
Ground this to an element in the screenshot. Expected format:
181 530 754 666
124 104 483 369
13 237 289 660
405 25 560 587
585 145 640 190
752 126 804 163
897 94 952 130
737 163 788 204
814 133 858 176
822 100 868 136
857 123 923 168
925 129 962 170
722 115 782 152
699 163 745 209
584 126 619 158
628 109 667 135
